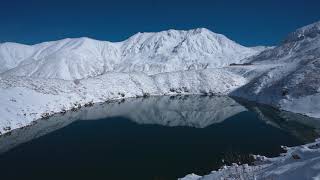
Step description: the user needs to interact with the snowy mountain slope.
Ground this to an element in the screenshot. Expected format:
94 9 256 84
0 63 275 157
242 21 320 64
0 68 246 134
116 28 260 74
0 43 35 73
250 45 274 52
1 38 121 80
231 21 320 118
0 28 262 80
1 21 320 134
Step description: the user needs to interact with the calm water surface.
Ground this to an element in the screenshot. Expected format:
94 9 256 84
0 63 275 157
0 96 319 180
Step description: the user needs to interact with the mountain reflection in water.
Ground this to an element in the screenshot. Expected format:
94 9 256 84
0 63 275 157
0 95 319 180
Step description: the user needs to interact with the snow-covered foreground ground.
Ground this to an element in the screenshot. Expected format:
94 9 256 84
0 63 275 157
180 138 320 180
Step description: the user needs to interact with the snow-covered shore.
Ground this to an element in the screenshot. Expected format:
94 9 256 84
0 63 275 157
0 95 247 154
0 68 246 135
1 22 319 126
180 138 320 180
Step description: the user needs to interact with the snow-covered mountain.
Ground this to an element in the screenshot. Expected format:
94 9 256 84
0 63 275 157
0 28 262 80
0 20 320 180
0 21 319 134
231 21 320 118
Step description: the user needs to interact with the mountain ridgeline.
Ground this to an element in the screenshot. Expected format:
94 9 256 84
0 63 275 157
0 28 263 80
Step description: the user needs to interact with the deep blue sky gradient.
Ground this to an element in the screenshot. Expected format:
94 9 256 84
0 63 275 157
1 0 319 46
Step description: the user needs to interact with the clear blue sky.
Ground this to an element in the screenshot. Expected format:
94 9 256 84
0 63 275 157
1 0 319 46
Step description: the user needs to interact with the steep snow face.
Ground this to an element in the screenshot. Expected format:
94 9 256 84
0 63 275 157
118 28 259 74
0 29 261 80
233 21 320 118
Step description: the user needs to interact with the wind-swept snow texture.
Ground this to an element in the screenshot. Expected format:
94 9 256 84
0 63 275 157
0 28 261 80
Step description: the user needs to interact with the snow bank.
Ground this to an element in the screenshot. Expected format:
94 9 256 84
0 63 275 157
180 138 320 180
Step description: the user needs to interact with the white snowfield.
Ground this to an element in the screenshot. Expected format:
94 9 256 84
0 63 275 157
0 21 320 180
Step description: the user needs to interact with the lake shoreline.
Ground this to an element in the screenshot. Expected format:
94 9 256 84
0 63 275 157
1 95 319 179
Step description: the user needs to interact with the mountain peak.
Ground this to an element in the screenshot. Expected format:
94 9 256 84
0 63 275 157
190 27 211 34
283 21 320 44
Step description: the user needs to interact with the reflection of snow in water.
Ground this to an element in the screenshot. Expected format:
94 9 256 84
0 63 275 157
80 95 247 128
0 95 248 154
0 95 319 179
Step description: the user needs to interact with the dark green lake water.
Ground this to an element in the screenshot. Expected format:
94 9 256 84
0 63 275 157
0 96 319 180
